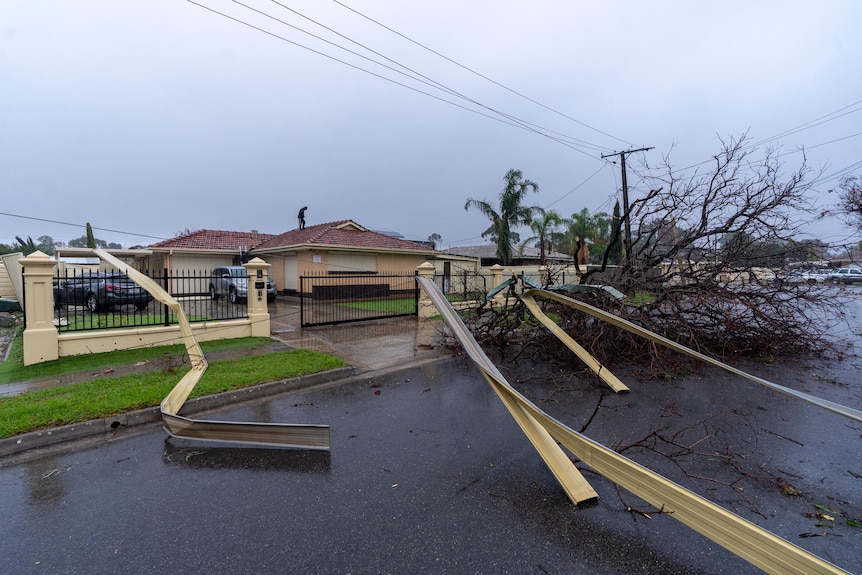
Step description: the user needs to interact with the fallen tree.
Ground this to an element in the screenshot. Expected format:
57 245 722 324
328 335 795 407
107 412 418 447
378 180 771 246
461 135 847 369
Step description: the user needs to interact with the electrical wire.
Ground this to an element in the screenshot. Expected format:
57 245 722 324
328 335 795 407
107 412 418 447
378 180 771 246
331 0 632 148
0 211 167 241
186 0 614 159
266 0 612 154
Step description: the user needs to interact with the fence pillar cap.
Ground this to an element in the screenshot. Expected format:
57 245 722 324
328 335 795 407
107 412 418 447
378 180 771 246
417 261 435 271
21 250 54 264
490 264 505 271
244 257 270 267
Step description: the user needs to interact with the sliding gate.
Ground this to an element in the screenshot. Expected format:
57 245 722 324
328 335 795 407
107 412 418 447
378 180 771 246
299 272 419 327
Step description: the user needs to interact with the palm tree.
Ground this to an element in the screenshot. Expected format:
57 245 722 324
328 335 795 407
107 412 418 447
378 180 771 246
524 210 563 265
464 169 541 265
561 208 612 264
14 236 38 255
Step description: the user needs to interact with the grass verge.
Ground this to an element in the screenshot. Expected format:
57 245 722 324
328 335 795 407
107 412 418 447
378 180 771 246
0 348 345 438
336 298 416 314
0 334 278 385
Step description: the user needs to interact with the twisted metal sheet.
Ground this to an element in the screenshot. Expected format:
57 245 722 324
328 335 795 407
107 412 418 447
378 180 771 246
94 249 329 450
418 276 850 575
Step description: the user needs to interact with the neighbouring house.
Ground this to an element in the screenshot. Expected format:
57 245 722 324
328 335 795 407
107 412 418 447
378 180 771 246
250 220 436 293
143 229 276 273
444 244 575 268
442 243 579 288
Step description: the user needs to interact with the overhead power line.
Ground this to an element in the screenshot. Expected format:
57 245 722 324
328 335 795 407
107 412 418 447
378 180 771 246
0 212 166 241
332 0 633 148
186 0 619 159
258 0 612 155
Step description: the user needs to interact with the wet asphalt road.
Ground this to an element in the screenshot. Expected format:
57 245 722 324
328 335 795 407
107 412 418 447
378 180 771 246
2 291 862 574
0 358 767 575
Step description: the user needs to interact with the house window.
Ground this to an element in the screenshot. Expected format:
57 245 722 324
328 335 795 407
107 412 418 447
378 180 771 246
327 253 376 274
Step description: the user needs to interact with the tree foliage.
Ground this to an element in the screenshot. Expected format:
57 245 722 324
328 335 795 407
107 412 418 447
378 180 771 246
68 234 122 249
85 223 96 249
828 175 862 232
463 136 843 368
523 210 563 265
427 233 442 250
0 236 61 256
465 169 541 265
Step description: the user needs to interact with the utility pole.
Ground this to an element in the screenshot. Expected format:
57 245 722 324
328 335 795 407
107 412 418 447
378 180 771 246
601 147 653 259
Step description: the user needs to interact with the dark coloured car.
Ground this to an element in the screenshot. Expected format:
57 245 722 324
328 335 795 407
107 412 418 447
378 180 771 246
209 266 277 303
54 272 153 312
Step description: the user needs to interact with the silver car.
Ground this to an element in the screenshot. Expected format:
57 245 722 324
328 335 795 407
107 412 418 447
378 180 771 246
209 266 277 303
827 267 862 284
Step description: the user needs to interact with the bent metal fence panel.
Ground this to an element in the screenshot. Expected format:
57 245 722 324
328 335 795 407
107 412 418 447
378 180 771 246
299 272 418 327
416 276 853 575
92 249 330 450
53 268 247 333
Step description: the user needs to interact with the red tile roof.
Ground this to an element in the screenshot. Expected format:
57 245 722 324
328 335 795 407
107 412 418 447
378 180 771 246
148 229 275 251
254 220 433 253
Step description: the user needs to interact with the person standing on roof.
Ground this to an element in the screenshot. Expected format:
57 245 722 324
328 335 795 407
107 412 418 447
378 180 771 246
298 206 308 230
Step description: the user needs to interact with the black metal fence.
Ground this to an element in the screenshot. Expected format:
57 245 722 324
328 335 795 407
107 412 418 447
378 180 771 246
299 272 418 327
52 269 248 333
433 270 490 302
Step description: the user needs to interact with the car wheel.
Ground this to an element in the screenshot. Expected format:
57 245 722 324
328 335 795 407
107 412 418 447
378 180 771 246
210 285 218 300
86 293 99 313
229 288 237 304
135 303 148 311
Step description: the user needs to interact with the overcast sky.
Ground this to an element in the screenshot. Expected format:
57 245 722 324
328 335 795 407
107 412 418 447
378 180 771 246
2 1 861 252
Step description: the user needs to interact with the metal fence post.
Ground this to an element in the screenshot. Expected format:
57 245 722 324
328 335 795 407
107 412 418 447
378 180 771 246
163 268 170 326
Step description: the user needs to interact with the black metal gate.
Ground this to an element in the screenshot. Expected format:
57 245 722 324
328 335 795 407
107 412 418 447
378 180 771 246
299 272 419 327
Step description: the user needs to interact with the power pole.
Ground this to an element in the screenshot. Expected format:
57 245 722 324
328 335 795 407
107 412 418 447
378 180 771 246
601 147 653 259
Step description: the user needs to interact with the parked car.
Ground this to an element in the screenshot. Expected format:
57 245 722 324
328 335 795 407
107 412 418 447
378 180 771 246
209 266 278 303
54 272 154 312
827 267 862 284
786 269 829 284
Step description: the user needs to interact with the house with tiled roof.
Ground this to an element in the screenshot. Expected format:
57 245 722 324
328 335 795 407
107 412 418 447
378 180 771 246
143 229 276 273
251 220 435 292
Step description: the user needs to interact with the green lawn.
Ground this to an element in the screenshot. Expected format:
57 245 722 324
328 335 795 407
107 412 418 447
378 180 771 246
336 298 417 314
0 346 345 438
0 334 277 385
55 312 208 332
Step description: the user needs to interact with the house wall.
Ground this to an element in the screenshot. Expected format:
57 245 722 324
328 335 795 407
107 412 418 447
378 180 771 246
376 252 428 271
145 252 236 274
297 250 325 279
328 252 376 273
429 258 480 275
255 248 433 294
265 255 287 292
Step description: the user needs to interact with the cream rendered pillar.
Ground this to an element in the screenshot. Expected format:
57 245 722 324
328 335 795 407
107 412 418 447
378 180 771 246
416 261 437 319
243 258 272 337
22 251 59 365
489 264 506 305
